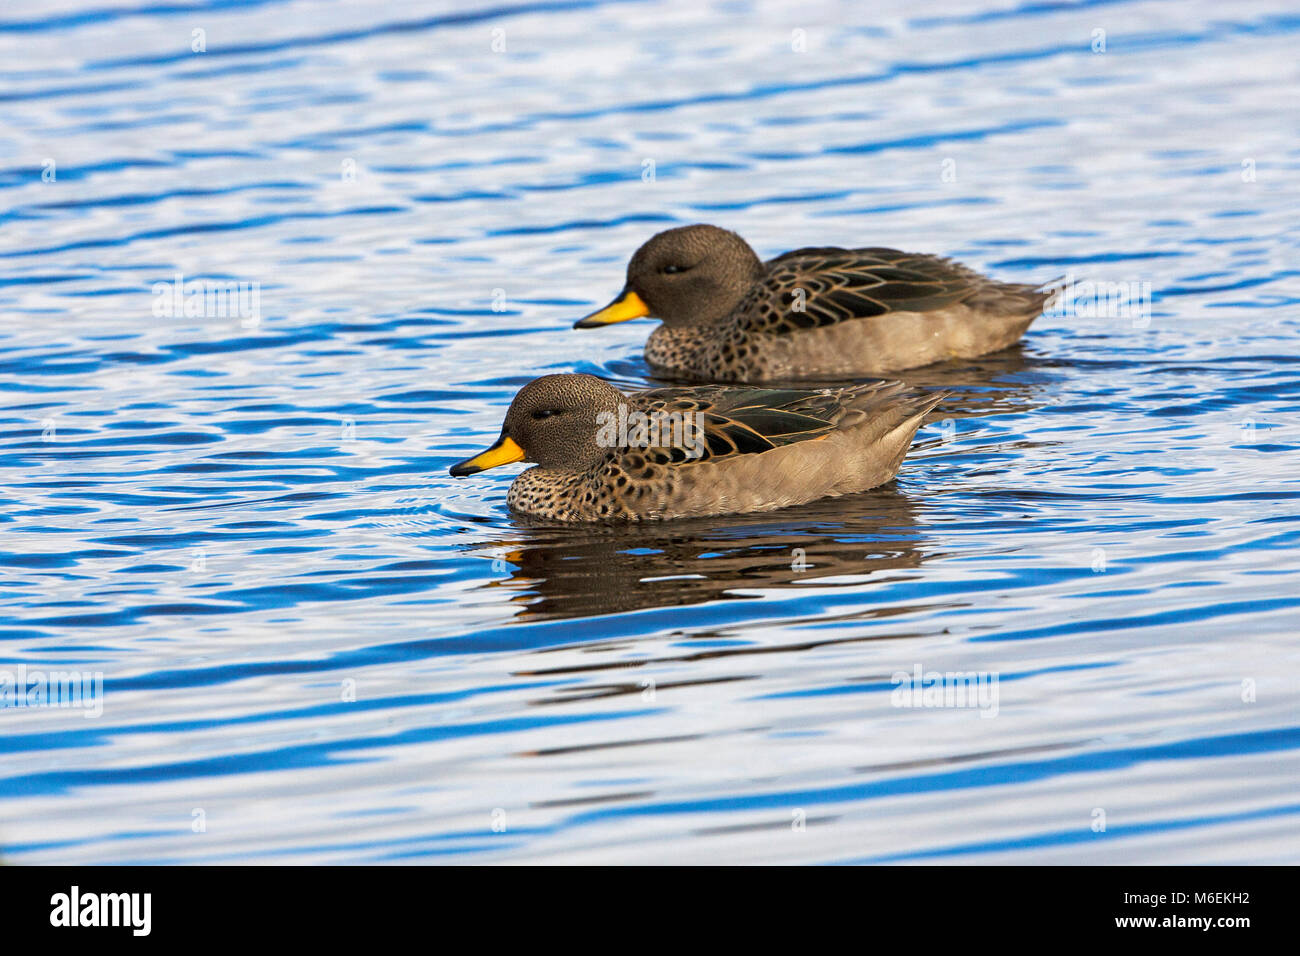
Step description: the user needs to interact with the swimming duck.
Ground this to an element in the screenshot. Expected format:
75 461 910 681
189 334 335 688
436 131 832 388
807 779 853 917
574 224 1055 382
448 373 942 521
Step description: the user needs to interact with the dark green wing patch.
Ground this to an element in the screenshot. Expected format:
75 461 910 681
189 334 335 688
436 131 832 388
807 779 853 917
741 247 990 334
635 386 852 464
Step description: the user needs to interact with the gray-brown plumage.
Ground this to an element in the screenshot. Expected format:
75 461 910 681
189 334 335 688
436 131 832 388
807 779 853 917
448 373 943 522
573 224 1056 383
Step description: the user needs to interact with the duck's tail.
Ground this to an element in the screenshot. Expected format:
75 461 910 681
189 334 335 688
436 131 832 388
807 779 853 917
1037 274 1070 315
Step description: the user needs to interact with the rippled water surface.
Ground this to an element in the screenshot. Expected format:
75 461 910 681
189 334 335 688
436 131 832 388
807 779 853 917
2 0 1299 864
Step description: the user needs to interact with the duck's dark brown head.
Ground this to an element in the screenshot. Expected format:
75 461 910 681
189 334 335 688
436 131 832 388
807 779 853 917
449 374 624 477
574 224 764 330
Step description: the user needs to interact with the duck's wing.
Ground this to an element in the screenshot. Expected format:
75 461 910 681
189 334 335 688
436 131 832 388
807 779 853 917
737 247 994 333
633 381 906 462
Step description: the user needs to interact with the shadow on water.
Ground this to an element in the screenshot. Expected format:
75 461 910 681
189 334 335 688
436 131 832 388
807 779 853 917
889 345 1064 418
463 488 930 621
605 342 1062 419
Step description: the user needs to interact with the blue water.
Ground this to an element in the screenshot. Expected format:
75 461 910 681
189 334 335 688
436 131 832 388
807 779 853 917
1 0 1298 864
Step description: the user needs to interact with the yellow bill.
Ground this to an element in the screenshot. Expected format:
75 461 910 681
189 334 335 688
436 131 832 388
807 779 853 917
573 289 650 328
449 435 525 477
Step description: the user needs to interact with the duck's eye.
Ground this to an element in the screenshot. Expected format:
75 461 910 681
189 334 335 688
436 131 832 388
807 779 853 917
531 409 562 420
662 264 686 275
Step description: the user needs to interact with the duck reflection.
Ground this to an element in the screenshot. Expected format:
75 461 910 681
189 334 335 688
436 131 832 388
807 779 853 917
608 342 1057 421
889 344 1060 418
467 489 926 620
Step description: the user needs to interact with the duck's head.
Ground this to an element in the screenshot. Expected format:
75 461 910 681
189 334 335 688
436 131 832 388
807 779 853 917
574 224 763 330
449 374 624 477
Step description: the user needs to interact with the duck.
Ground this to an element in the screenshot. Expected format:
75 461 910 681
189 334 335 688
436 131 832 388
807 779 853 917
448 373 942 521
573 224 1056 383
